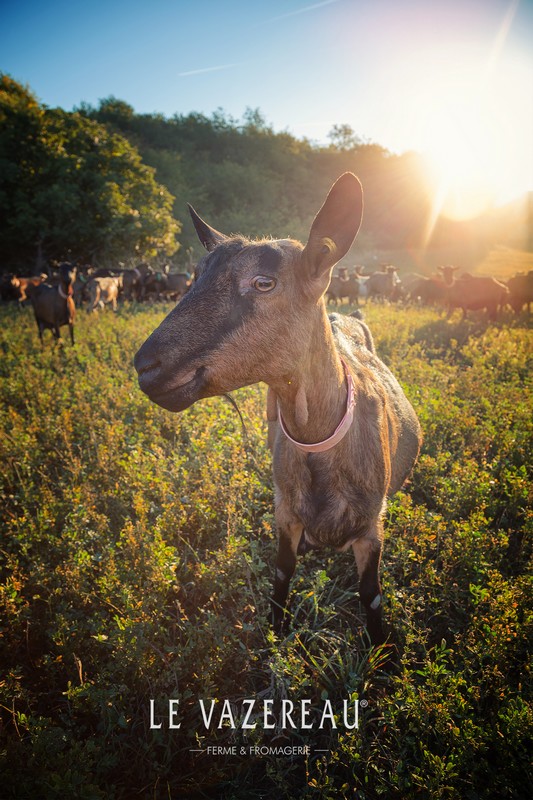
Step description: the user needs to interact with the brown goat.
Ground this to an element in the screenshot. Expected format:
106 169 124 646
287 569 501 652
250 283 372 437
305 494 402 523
11 274 47 303
134 174 422 645
327 269 360 306
408 265 459 306
31 263 76 345
87 276 122 312
447 274 509 320
507 271 533 313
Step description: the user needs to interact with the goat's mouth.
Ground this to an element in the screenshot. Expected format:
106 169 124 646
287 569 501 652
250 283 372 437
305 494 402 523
137 365 208 412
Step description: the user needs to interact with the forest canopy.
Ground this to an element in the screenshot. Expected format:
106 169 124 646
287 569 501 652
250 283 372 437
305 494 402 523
0 76 179 268
78 98 434 258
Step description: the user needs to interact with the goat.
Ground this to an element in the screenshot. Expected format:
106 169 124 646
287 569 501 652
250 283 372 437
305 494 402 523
438 265 460 285
507 271 533 313
11 274 47 304
156 271 192 302
144 265 185 300
134 263 156 301
366 265 399 301
97 263 154 301
121 267 149 301
447 274 509 320
354 268 371 303
134 174 422 645
86 276 122 312
327 267 362 306
401 272 426 294
73 268 94 307
30 263 76 345
408 265 458 307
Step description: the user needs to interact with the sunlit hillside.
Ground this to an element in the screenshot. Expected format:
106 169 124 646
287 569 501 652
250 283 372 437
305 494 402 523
475 246 533 280
350 246 533 280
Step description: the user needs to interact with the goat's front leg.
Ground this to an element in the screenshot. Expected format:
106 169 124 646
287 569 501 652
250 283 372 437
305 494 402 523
352 521 384 646
271 521 302 634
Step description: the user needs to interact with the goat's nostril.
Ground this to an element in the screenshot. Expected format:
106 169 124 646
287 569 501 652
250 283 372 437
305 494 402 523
133 347 161 377
138 363 160 380
138 359 156 375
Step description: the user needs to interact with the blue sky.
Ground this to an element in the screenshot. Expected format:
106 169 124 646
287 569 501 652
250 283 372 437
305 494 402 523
2 0 532 202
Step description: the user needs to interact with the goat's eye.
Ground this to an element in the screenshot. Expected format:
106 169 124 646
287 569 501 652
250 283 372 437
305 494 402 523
252 275 277 292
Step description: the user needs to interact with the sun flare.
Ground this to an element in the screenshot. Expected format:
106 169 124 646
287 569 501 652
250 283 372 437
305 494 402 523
422 96 507 220
408 47 532 223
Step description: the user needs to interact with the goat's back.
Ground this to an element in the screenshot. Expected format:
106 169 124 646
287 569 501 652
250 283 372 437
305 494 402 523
329 312 374 353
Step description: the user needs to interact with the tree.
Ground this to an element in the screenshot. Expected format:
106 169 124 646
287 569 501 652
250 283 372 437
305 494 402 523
0 76 180 269
327 123 362 151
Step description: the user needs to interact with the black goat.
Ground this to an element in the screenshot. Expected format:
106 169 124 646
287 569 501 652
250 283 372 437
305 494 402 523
31 263 77 345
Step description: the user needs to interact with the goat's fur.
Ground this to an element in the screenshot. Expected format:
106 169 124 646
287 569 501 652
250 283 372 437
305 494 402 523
134 173 422 644
87 276 122 312
31 263 76 345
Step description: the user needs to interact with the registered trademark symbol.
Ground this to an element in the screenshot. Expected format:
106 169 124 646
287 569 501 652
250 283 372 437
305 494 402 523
359 699 368 708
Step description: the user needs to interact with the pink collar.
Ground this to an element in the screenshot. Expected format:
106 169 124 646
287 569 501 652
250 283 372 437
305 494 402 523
277 359 356 453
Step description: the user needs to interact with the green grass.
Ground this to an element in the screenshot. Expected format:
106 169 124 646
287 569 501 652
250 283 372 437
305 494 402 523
0 301 531 799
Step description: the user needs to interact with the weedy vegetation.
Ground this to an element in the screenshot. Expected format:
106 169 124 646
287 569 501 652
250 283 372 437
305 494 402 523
0 302 531 799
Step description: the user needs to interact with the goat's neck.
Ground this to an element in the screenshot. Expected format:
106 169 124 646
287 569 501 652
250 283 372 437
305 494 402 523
269 304 347 445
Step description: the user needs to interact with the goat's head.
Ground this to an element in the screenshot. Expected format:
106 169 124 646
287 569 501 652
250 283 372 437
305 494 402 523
134 173 363 412
59 262 77 291
437 265 459 285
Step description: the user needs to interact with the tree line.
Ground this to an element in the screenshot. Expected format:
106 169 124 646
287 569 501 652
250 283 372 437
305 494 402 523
1 74 527 272
79 97 433 259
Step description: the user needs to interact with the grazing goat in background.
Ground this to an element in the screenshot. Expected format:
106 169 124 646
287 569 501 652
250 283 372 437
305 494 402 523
141 267 190 301
507 271 533 313
446 274 509 320
366 265 400 301
408 265 458 307
11 274 47 304
134 174 422 645
31 263 76 345
87 276 122 312
327 267 360 306
159 272 193 301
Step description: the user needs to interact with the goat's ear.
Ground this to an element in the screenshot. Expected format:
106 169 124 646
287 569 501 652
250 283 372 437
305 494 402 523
302 173 363 279
188 205 228 252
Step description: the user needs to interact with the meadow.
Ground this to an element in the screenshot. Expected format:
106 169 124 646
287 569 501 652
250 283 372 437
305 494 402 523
0 300 531 799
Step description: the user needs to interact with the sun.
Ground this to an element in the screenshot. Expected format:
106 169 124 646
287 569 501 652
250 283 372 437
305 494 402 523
409 50 532 223
421 95 506 220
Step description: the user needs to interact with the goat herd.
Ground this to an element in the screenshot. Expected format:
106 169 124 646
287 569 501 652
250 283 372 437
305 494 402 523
0 261 193 344
327 263 533 318
0 259 531 346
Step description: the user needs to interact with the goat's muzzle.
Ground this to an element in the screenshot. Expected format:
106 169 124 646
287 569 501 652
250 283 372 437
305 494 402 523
134 342 207 412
